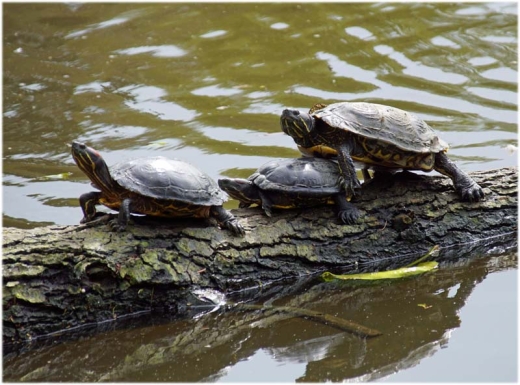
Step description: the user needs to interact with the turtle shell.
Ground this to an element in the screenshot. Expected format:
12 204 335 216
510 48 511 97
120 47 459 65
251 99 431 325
110 157 227 206
313 102 448 154
250 157 341 195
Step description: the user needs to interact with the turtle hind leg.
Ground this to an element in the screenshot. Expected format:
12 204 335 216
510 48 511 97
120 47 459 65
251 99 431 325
333 194 361 225
210 206 245 236
258 191 275 217
361 166 372 183
434 152 484 202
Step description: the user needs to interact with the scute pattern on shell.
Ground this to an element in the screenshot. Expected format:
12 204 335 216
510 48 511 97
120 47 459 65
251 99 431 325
314 102 448 154
111 157 227 205
250 158 341 195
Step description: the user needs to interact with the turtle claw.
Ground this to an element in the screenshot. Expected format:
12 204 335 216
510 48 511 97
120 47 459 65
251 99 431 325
454 173 485 202
339 176 361 199
262 205 273 217
107 219 126 232
435 152 485 203
211 206 245 236
224 219 245 236
460 182 485 202
338 207 361 225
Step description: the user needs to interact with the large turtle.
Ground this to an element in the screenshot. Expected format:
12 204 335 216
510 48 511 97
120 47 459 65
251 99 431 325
71 140 244 234
280 102 484 202
218 157 360 224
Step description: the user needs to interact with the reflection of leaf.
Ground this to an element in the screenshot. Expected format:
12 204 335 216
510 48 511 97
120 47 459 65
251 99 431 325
36 172 73 181
321 262 438 282
406 245 440 267
147 141 168 148
418 304 433 309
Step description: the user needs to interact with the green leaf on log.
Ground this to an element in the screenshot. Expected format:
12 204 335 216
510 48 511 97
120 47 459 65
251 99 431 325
321 261 438 282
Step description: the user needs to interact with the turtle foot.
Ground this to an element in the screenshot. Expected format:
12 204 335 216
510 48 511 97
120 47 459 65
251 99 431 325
223 219 245 236
107 218 127 232
79 213 113 228
339 176 361 199
262 205 273 218
338 207 361 225
434 152 485 203
459 181 485 202
211 206 245 236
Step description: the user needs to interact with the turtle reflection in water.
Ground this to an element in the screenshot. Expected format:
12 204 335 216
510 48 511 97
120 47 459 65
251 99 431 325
280 102 485 202
218 157 360 224
71 141 244 235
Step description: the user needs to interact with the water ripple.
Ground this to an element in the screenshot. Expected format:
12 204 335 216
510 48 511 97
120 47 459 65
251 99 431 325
200 30 227 38
345 26 374 41
310 52 516 124
65 10 143 39
119 85 198 121
192 85 243 97
373 45 468 85
114 45 187 58
480 67 518 83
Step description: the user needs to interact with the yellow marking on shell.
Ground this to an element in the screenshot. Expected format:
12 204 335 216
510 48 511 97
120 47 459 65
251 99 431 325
272 203 298 210
296 134 438 172
98 193 212 219
298 145 337 158
413 153 435 170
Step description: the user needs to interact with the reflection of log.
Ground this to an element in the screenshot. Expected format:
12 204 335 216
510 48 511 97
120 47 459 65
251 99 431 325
234 303 383 337
3 251 516 382
3 167 517 342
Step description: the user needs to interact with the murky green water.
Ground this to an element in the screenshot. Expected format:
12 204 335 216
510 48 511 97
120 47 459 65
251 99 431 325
3 2 517 382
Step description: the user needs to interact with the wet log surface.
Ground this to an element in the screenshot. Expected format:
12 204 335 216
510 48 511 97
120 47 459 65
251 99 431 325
3 167 517 342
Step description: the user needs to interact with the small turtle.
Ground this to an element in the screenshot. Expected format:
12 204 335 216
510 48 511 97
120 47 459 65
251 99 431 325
280 102 484 202
71 141 244 234
218 157 360 224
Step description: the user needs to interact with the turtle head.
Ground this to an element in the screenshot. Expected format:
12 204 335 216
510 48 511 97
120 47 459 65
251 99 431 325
218 178 260 208
71 141 114 193
280 109 315 140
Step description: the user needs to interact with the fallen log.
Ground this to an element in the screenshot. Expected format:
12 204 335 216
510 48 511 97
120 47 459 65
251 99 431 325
3 167 517 342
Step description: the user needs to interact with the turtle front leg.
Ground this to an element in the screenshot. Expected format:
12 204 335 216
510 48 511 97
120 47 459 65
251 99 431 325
79 191 102 224
434 152 484 202
333 194 361 225
335 142 362 199
210 206 245 236
108 198 132 232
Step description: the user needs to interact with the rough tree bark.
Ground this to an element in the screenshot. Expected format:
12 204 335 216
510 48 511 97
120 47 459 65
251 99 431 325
3 167 517 342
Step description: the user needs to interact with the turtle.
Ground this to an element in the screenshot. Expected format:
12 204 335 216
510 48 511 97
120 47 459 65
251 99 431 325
218 157 360 224
70 140 244 234
280 101 484 202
